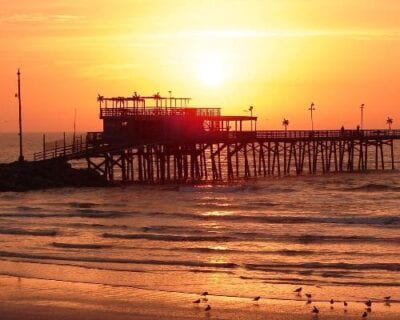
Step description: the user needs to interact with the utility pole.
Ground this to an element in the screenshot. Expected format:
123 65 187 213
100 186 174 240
16 69 24 162
360 104 365 129
309 102 315 131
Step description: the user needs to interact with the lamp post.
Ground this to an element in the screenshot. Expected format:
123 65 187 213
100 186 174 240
16 69 24 162
308 102 315 131
360 104 365 130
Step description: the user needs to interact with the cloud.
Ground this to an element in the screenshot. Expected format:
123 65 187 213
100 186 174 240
144 29 400 41
0 13 84 24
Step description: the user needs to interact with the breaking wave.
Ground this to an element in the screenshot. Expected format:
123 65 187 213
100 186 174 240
0 228 57 236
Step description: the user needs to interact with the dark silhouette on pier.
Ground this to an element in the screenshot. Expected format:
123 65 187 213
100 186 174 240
33 92 400 183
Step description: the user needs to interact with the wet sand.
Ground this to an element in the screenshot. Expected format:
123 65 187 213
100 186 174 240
1 275 398 320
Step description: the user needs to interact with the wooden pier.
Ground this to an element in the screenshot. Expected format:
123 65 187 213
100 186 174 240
33 93 400 183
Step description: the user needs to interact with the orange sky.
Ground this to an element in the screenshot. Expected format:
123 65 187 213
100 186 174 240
1 0 400 132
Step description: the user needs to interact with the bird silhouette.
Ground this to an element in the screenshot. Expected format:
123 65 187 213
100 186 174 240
253 296 261 301
384 296 391 301
362 311 368 318
330 299 334 305
365 300 372 308
193 299 201 304
205 305 211 311
294 287 302 294
306 293 312 299
202 291 209 296
312 306 319 314
344 301 348 307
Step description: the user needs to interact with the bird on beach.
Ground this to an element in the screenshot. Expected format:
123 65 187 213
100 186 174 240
384 296 391 301
205 305 211 311
344 301 348 307
312 306 319 314
202 291 209 296
362 311 368 318
253 296 261 301
193 299 201 304
365 300 372 308
294 287 302 295
305 293 312 299
330 298 334 305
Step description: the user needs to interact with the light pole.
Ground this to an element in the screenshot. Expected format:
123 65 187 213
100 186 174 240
16 69 24 162
360 104 365 129
308 102 315 131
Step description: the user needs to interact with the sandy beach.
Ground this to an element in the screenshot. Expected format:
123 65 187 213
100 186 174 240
1 274 399 320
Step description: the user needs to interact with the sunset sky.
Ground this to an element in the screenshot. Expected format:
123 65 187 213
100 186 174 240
1 0 400 132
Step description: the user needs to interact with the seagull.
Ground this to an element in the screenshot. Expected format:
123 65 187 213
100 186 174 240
384 296 391 301
253 296 261 301
344 301 348 307
193 299 201 304
205 305 211 311
294 287 302 294
362 311 368 318
202 291 209 296
330 299 334 305
306 293 312 299
365 300 372 308
312 306 319 314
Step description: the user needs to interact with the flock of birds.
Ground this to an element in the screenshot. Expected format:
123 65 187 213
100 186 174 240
192 287 394 318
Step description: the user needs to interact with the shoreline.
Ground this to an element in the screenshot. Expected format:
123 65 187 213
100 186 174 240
1 274 399 320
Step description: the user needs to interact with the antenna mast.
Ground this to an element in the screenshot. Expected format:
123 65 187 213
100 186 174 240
16 69 24 162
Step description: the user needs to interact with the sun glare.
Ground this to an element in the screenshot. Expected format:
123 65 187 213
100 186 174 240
197 52 226 87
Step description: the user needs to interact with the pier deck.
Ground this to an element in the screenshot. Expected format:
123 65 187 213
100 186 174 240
32 92 400 182
34 129 400 182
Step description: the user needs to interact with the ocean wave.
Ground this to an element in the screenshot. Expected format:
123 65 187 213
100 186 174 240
343 183 400 192
245 261 400 272
51 242 112 249
0 250 238 269
0 228 57 236
0 210 128 219
142 212 400 228
16 206 42 211
242 275 400 288
68 202 99 208
103 232 233 242
103 230 400 245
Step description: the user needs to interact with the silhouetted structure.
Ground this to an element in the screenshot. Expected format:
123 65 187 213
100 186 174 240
34 93 400 182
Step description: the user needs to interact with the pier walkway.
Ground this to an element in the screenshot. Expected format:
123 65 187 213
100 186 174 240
33 129 400 182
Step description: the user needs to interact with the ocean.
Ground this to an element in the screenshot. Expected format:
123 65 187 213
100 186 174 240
0 133 399 317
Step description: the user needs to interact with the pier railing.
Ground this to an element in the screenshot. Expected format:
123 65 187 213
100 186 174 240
33 135 87 161
254 129 400 140
100 107 221 119
33 129 400 162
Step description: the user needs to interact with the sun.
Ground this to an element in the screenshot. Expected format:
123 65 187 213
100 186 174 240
197 52 226 87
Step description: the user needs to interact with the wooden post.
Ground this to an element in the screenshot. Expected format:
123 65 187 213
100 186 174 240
43 134 46 160
63 132 66 156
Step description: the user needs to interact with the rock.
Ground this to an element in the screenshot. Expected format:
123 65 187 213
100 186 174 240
0 159 110 192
